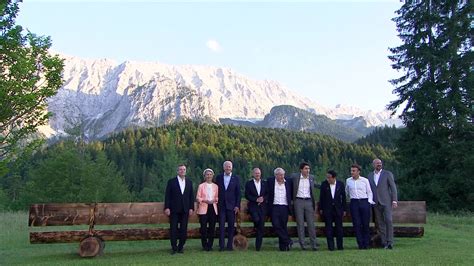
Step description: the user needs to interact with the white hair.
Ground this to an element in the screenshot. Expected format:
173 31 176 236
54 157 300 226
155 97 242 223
274 167 285 175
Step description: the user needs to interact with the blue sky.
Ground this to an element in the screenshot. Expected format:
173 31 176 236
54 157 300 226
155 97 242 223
17 0 403 112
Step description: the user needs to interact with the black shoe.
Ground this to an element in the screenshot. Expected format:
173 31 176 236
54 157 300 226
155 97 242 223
300 245 306 250
219 248 225 252
337 247 344 251
384 244 393 250
170 250 177 255
177 248 184 254
312 247 318 251
226 247 234 251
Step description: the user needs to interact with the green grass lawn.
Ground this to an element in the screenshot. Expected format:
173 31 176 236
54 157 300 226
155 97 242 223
1 212 473 265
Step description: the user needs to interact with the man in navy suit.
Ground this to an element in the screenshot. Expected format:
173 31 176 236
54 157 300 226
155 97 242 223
267 167 293 251
245 167 267 251
319 170 346 251
216 160 241 251
164 164 194 254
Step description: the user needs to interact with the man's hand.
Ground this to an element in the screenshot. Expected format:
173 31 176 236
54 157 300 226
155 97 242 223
256 196 264 205
164 208 170 216
392 201 398 209
189 209 194 216
343 211 347 217
234 207 239 214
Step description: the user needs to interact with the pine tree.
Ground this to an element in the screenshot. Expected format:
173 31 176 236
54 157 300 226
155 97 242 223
388 0 473 211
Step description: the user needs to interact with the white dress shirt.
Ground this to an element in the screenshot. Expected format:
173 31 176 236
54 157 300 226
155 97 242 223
273 181 288 205
254 179 261 196
330 181 336 199
296 174 311 198
177 176 186 194
374 170 381 186
345 176 374 204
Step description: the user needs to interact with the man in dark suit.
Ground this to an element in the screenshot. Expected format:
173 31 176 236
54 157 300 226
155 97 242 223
164 164 194 255
319 170 346 251
267 167 293 251
245 167 267 251
290 162 318 250
368 158 398 249
216 160 241 251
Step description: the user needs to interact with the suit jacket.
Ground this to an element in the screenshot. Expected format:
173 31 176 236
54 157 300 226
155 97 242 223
245 179 268 214
290 173 316 210
368 170 398 206
266 177 292 217
319 180 346 215
164 177 194 214
196 182 219 215
216 173 241 211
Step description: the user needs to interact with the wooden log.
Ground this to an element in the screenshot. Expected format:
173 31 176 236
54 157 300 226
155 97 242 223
79 236 103 257
29 201 426 226
30 226 424 244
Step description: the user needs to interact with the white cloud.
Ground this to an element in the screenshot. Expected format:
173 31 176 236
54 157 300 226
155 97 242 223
206 39 222 53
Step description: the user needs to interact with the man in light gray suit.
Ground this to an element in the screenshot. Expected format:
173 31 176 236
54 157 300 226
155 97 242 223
368 158 398 249
291 162 318 250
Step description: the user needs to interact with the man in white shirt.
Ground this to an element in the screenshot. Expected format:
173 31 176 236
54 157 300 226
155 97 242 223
164 164 194 254
368 158 398 249
345 164 374 249
291 162 318 250
244 168 267 251
267 167 293 251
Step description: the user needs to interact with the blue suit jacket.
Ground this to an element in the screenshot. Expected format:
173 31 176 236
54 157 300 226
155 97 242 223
216 173 241 211
319 179 346 215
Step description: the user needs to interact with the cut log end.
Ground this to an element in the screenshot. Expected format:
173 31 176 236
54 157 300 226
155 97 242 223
79 236 104 258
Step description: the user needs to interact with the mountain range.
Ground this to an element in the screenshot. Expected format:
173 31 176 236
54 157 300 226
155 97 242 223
39 54 401 142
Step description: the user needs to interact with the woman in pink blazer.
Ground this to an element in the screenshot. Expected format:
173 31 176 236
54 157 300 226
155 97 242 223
196 168 219 251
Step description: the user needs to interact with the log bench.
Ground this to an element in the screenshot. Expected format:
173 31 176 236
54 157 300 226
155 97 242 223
29 200 426 257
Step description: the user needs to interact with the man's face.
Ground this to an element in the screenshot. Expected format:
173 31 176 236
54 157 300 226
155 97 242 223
253 168 261 181
350 167 360 178
276 172 285 183
373 160 383 171
300 165 310 177
224 162 233 174
326 173 336 184
177 166 186 177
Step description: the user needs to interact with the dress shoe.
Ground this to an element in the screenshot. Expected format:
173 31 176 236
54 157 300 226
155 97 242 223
170 250 177 255
384 244 393 250
177 248 184 254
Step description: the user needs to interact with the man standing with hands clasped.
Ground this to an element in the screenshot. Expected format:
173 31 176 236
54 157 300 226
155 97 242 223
319 170 346 251
368 158 398 249
216 160 241 251
164 164 194 255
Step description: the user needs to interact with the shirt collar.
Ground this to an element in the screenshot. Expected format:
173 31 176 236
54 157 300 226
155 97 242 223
300 174 309 179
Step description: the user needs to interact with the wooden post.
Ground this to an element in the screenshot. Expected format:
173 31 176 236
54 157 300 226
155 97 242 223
79 236 104 257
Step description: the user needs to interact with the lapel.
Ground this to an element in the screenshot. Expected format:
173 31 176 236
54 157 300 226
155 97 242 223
294 175 301 193
252 180 260 196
